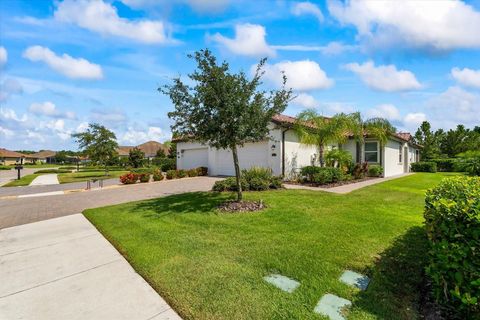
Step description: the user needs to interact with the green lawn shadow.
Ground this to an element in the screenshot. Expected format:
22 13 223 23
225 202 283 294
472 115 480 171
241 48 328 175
131 191 230 218
354 226 430 319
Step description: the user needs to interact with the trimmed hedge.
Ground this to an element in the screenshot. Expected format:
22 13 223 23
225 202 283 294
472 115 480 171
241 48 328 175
0 165 12 170
430 158 458 172
152 169 164 181
34 169 71 174
424 177 480 316
411 161 437 173
166 170 176 180
368 165 383 177
58 166 77 170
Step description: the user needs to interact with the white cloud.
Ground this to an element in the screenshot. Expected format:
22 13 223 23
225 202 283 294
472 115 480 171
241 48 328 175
344 60 421 92
427 86 480 126
0 107 27 122
0 47 7 66
451 67 480 88
0 126 14 137
259 60 333 91
90 108 126 127
76 122 89 133
121 0 229 13
271 41 356 55
292 2 324 22
292 93 318 108
55 0 170 44
210 24 275 57
0 78 23 102
29 101 76 119
366 104 401 121
23 46 103 80
328 0 480 51
121 126 168 144
403 112 427 128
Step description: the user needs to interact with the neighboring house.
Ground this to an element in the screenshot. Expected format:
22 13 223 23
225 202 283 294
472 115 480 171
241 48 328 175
175 114 421 178
31 150 57 163
0 148 30 165
116 141 169 160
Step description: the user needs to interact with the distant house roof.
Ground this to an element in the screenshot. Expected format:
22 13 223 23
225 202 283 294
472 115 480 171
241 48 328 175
31 150 56 159
0 148 28 158
116 141 168 157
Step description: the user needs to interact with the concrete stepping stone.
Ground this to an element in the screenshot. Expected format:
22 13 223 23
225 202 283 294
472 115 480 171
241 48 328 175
314 293 352 320
339 270 370 290
263 274 300 293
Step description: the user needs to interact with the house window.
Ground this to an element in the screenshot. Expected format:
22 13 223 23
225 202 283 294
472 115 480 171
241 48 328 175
364 142 379 163
399 143 402 163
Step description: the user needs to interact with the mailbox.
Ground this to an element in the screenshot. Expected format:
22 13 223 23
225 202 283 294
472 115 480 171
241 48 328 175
14 164 23 180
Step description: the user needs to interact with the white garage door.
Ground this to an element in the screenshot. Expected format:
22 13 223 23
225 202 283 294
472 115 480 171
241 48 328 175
214 142 269 176
181 148 208 169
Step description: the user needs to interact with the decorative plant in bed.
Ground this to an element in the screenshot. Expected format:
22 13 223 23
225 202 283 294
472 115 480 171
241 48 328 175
292 162 383 188
213 167 282 212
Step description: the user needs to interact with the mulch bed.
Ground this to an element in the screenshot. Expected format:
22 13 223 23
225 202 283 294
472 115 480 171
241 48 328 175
286 176 379 188
217 200 266 213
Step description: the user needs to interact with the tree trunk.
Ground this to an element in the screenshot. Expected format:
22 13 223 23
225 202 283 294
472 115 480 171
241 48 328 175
319 144 325 167
231 144 242 202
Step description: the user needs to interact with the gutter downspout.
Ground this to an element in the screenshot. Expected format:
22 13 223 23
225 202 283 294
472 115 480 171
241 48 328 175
281 129 288 177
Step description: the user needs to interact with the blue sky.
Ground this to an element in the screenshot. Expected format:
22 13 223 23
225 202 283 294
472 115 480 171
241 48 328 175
1 0 480 151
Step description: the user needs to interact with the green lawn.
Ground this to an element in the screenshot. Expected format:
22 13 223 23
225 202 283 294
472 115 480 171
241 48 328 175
18 163 59 168
58 170 128 184
3 174 41 187
84 173 457 320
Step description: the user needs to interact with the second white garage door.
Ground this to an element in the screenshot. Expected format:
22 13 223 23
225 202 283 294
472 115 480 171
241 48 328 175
181 148 208 169
213 142 269 176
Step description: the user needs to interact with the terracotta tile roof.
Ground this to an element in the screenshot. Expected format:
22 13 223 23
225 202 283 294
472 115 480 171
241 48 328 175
0 148 28 158
31 150 56 158
117 141 169 157
395 132 412 142
137 141 169 157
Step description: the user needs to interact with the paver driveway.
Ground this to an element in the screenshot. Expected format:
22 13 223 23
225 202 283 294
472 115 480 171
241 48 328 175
0 214 181 320
0 176 221 229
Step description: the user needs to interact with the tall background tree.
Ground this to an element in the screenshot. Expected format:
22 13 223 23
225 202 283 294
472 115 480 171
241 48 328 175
161 49 292 201
72 123 118 175
414 121 442 159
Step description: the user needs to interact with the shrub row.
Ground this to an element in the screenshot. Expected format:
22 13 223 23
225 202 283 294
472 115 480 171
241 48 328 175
151 158 176 172
368 165 384 177
212 167 282 192
58 166 77 170
0 165 12 170
424 177 480 316
34 169 71 174
120 167 207 184
411 161 437 173
429 158 457 172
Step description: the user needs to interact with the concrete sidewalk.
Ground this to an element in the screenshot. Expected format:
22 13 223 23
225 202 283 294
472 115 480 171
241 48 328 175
0 214 181 320
29 174 59 186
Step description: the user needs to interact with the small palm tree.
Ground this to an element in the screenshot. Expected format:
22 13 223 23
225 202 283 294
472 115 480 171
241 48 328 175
293 109 352 167
346 112 396 161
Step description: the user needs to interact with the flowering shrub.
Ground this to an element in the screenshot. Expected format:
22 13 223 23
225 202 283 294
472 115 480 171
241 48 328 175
152 169 164 181
138 173 150 183
120 173 138 184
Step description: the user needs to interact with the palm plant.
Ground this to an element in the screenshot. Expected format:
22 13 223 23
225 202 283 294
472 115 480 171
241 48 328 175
293 109 352 167
346 112 396 161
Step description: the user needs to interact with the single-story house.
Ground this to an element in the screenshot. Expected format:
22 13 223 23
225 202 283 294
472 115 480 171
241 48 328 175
0 148 33 165
174 114 421 178
31 150 57 163
117 141 169 160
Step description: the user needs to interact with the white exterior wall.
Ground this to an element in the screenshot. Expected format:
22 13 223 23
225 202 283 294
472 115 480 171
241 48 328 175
342 140 357 162
283 129 317 179
383 139 406 177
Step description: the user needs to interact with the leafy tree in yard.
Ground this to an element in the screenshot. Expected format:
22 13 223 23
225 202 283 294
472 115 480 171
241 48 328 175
72 123 118 175
164 140 177 159
161 49 292 201
54 150 69 163
155 148 166 158
129 147 145 168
